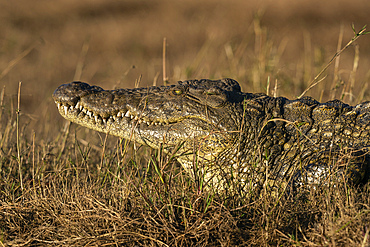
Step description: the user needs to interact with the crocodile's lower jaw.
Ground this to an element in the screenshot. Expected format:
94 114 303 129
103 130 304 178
55 99 232 153
56 100 182 127
55 100 188 146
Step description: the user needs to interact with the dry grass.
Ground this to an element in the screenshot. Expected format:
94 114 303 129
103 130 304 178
1 0 370 246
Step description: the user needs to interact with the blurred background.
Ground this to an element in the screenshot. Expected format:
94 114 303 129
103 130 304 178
1 0 370 139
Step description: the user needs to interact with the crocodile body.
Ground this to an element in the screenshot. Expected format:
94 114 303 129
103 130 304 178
53 79 370 195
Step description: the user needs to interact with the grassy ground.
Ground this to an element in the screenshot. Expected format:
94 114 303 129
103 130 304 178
1 0 370 245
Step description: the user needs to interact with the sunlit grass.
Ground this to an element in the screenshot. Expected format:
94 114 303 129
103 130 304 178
1 1 370 245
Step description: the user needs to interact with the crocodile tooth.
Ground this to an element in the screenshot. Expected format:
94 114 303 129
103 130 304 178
75 102 80 109
82 108 87 113
125 111 131 118
57 102 61 108
117 112 122 117
113 116 117 121
64 105 68 115
147 122 150 126
103 118 107 124
138 119 142 124
134 116 139 121
79 104 83 110
94 115 98 123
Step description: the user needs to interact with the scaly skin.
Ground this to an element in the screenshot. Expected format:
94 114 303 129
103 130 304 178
53 79 370 196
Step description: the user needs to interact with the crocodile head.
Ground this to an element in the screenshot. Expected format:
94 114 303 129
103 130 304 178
53 78 245 170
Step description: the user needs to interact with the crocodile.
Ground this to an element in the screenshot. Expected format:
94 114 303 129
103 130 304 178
53 78 370 196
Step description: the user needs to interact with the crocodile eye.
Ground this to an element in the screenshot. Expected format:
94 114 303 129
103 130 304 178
173 90 183 95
